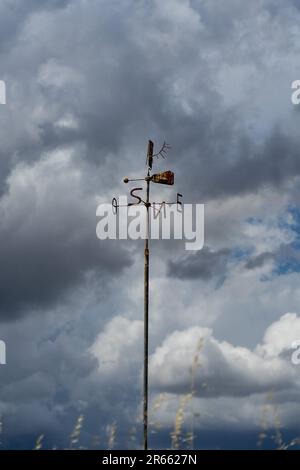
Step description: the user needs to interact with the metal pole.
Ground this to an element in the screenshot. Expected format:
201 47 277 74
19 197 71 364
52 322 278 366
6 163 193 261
117 140 175 451
143 172 150 450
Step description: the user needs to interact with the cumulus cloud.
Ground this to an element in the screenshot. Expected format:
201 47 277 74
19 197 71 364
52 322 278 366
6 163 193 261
149 321 296 398
90 316 143 380
257 313 300 359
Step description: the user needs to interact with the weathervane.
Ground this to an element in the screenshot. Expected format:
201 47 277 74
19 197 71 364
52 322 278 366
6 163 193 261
112 140 182 450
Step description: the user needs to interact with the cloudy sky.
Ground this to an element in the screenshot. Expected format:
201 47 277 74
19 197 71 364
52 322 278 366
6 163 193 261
1 0 300 450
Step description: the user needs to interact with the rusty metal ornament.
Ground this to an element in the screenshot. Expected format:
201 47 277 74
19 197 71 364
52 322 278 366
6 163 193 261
151 170 174 185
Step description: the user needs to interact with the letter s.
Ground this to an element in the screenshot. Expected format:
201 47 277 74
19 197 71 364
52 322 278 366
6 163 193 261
130 187 143 205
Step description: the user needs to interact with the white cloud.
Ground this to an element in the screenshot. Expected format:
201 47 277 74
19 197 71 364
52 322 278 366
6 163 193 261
149 323 295 398
38 58 83 88
90 316 143 378
257 313 300 358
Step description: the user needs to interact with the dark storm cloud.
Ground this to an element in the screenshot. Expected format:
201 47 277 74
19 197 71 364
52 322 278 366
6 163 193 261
0 0 70 53
1 0 299 202
0 154 133 320
167 247 230 280
0 220 131 319
203 130 300 199
172 121 300 202
244 243 300 272
244 252 275 270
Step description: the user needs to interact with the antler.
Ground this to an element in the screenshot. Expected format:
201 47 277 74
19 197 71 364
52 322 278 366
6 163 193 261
153 141 171 159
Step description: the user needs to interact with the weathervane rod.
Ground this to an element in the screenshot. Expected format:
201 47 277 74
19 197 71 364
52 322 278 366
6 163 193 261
143 140 152 450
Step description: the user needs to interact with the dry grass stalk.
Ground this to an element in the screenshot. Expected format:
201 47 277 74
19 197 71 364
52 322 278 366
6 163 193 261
69 414 84 449
188 338 204 449
34 434 44 450
257 393 283 449
150 393 168 434
171 393 193 449
107 422 117 450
